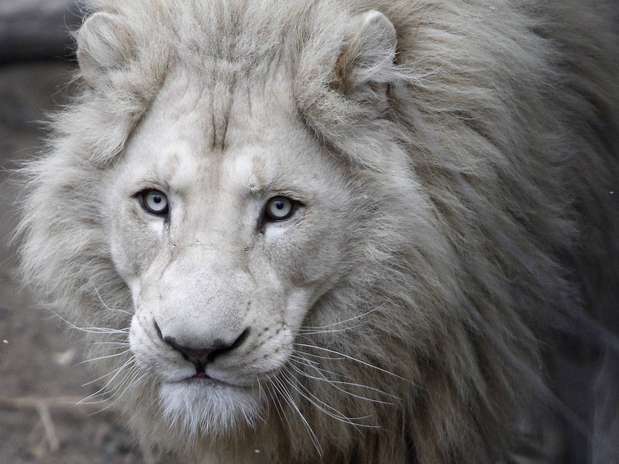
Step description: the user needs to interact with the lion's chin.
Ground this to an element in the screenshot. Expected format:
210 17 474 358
159 381 262 436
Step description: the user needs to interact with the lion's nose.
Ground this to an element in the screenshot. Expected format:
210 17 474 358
154 320 250 369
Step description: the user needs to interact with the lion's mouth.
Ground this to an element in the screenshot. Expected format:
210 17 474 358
174 370 238 388
183 372 218 383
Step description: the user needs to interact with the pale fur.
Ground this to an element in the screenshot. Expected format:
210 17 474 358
17 1 619 463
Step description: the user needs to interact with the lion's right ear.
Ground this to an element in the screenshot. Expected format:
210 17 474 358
76 12 134 87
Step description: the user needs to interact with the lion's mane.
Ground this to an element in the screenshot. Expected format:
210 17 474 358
18 0 618 463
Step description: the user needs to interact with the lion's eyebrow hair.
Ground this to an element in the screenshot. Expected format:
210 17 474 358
131 172 169 188
246 180 310 204
245 177 274 197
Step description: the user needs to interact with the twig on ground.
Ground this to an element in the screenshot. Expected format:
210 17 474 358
1 395 110 456
36 403 60 452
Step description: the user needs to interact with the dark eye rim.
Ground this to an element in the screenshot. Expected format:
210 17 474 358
135 189 170 217
263 196 301 223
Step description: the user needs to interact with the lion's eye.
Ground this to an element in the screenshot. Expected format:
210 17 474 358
264 196 296 222
139 190 169 216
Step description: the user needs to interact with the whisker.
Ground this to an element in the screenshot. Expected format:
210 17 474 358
288 353 352 381
83 363 140 408
90 369 148 415
78 356 135 404
82 327 129 334
288 357 397 405
291 350 346 362
297 325 364 336
92 341 131 347
49 311 130 336
81 359 133 387
295 343 407 382
80 349 132 365
255 377 269 424
280 370 379 429
299 305 384 331
291 354 395 396
264 379 288 430
93 286 133 316
271 374 323 456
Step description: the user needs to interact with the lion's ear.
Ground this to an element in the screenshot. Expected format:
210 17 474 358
76 12 133 87
333 10 398 93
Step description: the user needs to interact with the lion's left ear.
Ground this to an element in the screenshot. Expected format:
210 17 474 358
332 10 398 92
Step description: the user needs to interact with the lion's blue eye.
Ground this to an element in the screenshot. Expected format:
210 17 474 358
265 197 295 222
140 190 169 216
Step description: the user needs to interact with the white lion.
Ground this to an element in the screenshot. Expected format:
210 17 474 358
18 0 618 463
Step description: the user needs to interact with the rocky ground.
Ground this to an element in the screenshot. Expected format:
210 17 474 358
0 63 144 464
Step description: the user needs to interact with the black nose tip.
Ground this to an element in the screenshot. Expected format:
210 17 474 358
159 326 250 369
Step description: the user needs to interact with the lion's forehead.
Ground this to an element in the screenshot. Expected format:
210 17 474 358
152 64 297 141
124 127 288 200
120 66 306 193
121 66 303 173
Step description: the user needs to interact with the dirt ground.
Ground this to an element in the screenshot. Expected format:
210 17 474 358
0 63 144 464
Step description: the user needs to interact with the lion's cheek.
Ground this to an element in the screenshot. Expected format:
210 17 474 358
108 208 165 288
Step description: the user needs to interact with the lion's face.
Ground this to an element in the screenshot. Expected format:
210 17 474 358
105 68 355 431
22 4 443 455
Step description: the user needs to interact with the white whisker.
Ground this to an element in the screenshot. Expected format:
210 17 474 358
92 341 131 347
288 357 397 404
295 343 407 381
299 305 385 331
81 359 132 387
271 374 323 456
91 369 148 415
291 350 346 362
80 349 132 364
49 311 130 336
280 370 379 429
297 325 364 336
78 356 135 404
93 286 133 316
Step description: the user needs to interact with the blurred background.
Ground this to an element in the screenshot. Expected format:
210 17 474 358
0 1 143 462
0 2 616 464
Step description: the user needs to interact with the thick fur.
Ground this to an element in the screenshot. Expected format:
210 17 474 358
18 1 618 463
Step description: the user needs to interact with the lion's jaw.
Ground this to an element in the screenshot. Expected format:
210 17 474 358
105 67 355 435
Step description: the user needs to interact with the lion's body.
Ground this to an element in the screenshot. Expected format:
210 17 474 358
18 1 618 463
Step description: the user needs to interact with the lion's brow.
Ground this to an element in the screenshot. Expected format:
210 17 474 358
207 73 237 154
